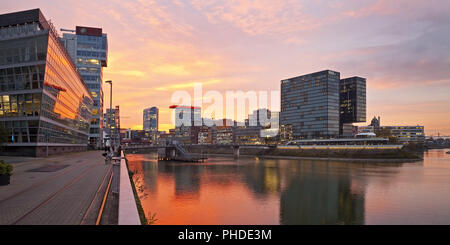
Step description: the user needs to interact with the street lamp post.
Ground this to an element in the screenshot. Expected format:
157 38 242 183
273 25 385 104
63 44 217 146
105 80 120 195
46 132 49 157
105 80 113 150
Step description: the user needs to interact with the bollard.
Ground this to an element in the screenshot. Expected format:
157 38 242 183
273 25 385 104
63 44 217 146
112 159 120 194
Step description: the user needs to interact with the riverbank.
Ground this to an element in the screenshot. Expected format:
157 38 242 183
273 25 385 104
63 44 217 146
202 153 422 163
125 144 423 162
184 145 422 162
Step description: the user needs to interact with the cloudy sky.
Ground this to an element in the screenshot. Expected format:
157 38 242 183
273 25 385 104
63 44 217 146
3 0 450 135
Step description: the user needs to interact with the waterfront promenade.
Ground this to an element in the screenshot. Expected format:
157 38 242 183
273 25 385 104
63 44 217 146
0 151 115 225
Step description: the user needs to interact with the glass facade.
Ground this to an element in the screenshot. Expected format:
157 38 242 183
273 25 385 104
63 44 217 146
143 107 159 132
61 26 107 149
171 106 202 127
339 77 367 137
103 106 120 146
0 9 93 156
340 77 366 123
280 70 340 139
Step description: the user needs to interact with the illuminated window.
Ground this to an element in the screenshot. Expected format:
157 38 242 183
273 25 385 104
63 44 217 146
88 59 99 65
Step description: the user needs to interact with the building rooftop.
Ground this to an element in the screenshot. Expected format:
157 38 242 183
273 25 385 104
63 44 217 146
282 70 340 82
169 105 201 110
0 8 48 28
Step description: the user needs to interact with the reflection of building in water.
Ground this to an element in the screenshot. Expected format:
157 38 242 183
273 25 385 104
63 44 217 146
279 162 365 225
173 165 202 197
241 160 282 198
141 158 158 194
156 160 244 197
125 154 159 198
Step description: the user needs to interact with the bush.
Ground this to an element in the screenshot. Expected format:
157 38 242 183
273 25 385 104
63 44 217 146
0 160 13 176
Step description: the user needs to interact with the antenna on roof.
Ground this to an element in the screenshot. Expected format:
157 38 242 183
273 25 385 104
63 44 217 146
60 28 75 33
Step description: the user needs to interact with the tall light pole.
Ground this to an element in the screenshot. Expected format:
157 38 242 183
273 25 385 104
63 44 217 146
105 80 113 149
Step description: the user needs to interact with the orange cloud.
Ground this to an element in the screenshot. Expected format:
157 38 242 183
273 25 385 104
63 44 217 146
108 70 146 77
152 64 191 76
156 79 221 91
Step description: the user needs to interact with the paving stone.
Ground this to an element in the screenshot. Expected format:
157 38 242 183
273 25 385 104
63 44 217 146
0 151 112 225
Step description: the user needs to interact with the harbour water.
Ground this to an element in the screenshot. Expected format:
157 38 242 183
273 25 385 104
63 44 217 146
126 149 450 225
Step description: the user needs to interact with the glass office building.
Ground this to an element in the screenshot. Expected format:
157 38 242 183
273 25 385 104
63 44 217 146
104 107 120 133
339 76 367 136
170 105 202 127
280 70 340 139
103 106 120 147
143 107 158 132
0 9 93 156
60 26 107 149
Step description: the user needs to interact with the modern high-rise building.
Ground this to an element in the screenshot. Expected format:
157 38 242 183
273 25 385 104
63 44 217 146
248 108 279 138
248 108 271 127
169 105 202 144
0 9 94 156
170 105 202 127
280 70 367 140
280 70 341 139
103 105 120 147
60 26 107 149
143 107 158 132
339 76 366 137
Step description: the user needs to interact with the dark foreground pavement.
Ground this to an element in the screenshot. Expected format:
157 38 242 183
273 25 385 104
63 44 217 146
0 151 117 225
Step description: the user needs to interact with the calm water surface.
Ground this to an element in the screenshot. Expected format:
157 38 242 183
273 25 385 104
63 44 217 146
126 149 450 225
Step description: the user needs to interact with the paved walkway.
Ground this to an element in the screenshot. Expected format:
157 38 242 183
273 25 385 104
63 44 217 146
0 151 113 225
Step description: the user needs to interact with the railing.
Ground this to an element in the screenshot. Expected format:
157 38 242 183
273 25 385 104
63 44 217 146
0 23 45 41
117 150 141 225
172 142 190 157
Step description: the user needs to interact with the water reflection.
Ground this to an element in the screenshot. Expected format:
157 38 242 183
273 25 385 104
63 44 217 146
126 149 450 225
240 159 282 198
279 170 364 225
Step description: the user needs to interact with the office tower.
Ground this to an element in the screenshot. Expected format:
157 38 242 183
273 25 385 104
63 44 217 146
280 70 340 139
339 76 366 137
103 105 120 147
248 108 271 127
143 107 158 132
0 9 94 156
170 105 202 127
60 26 107 149
169 105 202 144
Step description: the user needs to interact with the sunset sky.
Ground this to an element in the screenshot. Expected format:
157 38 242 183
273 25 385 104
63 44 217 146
3 0 450 135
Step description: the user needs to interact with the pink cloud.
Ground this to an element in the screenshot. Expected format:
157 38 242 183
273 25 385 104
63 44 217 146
191 0 319 37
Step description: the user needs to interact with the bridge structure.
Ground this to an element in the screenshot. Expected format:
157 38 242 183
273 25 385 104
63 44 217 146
122 141 404 160
157 142 208 162
123 143 277 159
